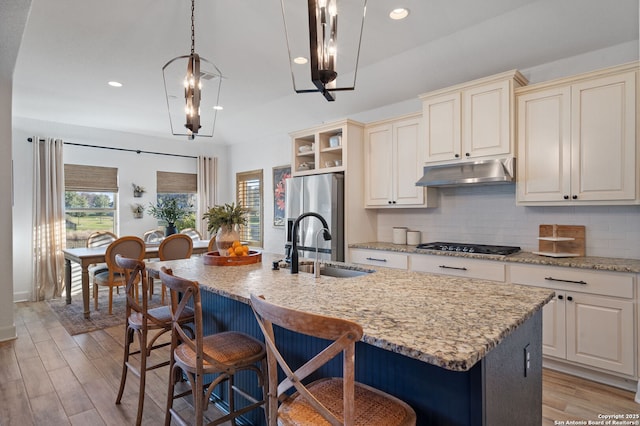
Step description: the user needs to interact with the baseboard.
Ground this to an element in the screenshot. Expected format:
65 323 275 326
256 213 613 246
543 358 638 392
13 290 31 302
0 324 17 342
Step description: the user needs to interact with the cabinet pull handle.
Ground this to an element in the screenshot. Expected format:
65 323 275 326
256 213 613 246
544 277 587 285
567 296 573 301
366 257 387 262
563 195 569 200
439 265 468 271
557 295 564 300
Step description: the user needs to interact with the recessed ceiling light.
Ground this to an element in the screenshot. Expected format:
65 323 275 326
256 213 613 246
389 8 409 20
108 81 123 87
293 57 308 65
213 105 223 110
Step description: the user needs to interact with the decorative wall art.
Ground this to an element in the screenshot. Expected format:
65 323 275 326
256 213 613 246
272 165 291 226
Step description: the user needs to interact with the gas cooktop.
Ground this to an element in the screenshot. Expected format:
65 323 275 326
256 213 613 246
416 242 521 256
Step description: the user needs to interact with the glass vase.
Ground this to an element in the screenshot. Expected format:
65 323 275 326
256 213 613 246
216 225 239 256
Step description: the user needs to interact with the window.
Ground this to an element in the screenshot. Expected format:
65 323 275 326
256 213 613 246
156 171 197 230
64 164 118 248
236 169 263 246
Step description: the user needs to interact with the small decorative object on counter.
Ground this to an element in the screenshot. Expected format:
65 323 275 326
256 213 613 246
132 183 146 197
407 230 421 245
202 202 249 255
393 227 408 244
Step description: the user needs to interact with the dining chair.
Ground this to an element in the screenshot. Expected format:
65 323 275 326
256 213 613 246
114 255 195 426
180 227 203 240
93 236 145 314
143 229 165 244
152 233 193 304
86 231 117 293
250 293 417 426
160 267 268 426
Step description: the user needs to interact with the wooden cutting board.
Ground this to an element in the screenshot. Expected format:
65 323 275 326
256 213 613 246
535 224 585 257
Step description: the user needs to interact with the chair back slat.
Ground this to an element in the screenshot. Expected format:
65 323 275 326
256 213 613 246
115 254 168 328
250 294 363 426
159 267 206 366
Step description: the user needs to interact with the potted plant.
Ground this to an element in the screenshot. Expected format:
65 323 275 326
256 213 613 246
131 203 144 218
132 183 146 197
148 198 190 235
202 202 249 255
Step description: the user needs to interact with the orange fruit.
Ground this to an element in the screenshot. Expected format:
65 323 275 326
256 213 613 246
234 246 244 256
242 245 249 254
228 250 237 257
232 240 241 248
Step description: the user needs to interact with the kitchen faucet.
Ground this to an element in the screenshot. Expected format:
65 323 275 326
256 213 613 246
314 227 331 278
290 212 331 274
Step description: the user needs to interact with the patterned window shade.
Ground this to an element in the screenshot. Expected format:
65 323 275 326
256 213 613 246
157 171 197 193
236 169 263 246
64 164 118 192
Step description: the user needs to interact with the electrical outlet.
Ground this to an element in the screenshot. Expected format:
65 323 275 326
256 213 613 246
523 344 531 377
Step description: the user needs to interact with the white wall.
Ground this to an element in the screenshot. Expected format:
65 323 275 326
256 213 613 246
1 0 32 341
12 117 228 301
227 132 291 255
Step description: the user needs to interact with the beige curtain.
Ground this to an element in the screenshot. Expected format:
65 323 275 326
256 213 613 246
32 137 66 301
197 156 217 238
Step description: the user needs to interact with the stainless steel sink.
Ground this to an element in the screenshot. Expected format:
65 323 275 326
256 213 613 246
298 263 374 278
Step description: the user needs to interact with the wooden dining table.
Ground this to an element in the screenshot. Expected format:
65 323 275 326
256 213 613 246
62 239 210 318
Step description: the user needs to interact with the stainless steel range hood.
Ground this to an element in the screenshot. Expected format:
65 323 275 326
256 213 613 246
416 157 516 187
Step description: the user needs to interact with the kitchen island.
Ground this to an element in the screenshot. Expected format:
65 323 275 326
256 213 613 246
148 254 554 425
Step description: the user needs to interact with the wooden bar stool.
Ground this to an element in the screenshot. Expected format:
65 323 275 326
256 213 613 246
114 255 195 426
160 267 268 426
250 293 417 426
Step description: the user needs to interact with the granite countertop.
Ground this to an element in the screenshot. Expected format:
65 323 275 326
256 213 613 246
349 242 640 273
148 253 554 372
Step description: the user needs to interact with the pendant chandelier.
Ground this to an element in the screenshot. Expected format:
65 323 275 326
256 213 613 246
280 0 367 101
162 0 222 139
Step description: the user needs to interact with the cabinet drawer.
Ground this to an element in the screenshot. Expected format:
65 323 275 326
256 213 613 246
409 254 506 282
509 264 634 299
349 249 408 270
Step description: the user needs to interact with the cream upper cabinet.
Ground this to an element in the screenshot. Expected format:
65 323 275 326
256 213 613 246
364 115 436 208
421 70 527 164
517 63 638 205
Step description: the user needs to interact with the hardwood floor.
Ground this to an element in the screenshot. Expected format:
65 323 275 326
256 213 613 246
1 301 638 425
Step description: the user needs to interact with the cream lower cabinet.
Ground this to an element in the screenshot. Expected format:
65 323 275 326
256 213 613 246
410 254 506 282
516 62 638 205
364 115 436 208
349 248 408 270
510 264 636 377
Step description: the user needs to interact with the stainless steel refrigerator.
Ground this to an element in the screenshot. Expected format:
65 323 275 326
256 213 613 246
285 173 344 262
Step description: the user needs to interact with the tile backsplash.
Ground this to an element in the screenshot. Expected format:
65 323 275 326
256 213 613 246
376 185 640 260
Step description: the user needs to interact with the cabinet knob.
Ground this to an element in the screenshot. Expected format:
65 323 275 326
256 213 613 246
572 195 578 200
392 201 397 204
567 296 573 302
563 195 569 200
465 153 470 157
454 154 460 158
388 201 392 204
557 295 564 300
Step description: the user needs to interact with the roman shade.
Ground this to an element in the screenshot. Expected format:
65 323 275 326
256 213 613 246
64 164 118 192
157 171 197 193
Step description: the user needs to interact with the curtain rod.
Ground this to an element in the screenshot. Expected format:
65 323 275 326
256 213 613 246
27 137 198 159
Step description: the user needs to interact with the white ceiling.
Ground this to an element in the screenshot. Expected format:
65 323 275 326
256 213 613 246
9 0 639 146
